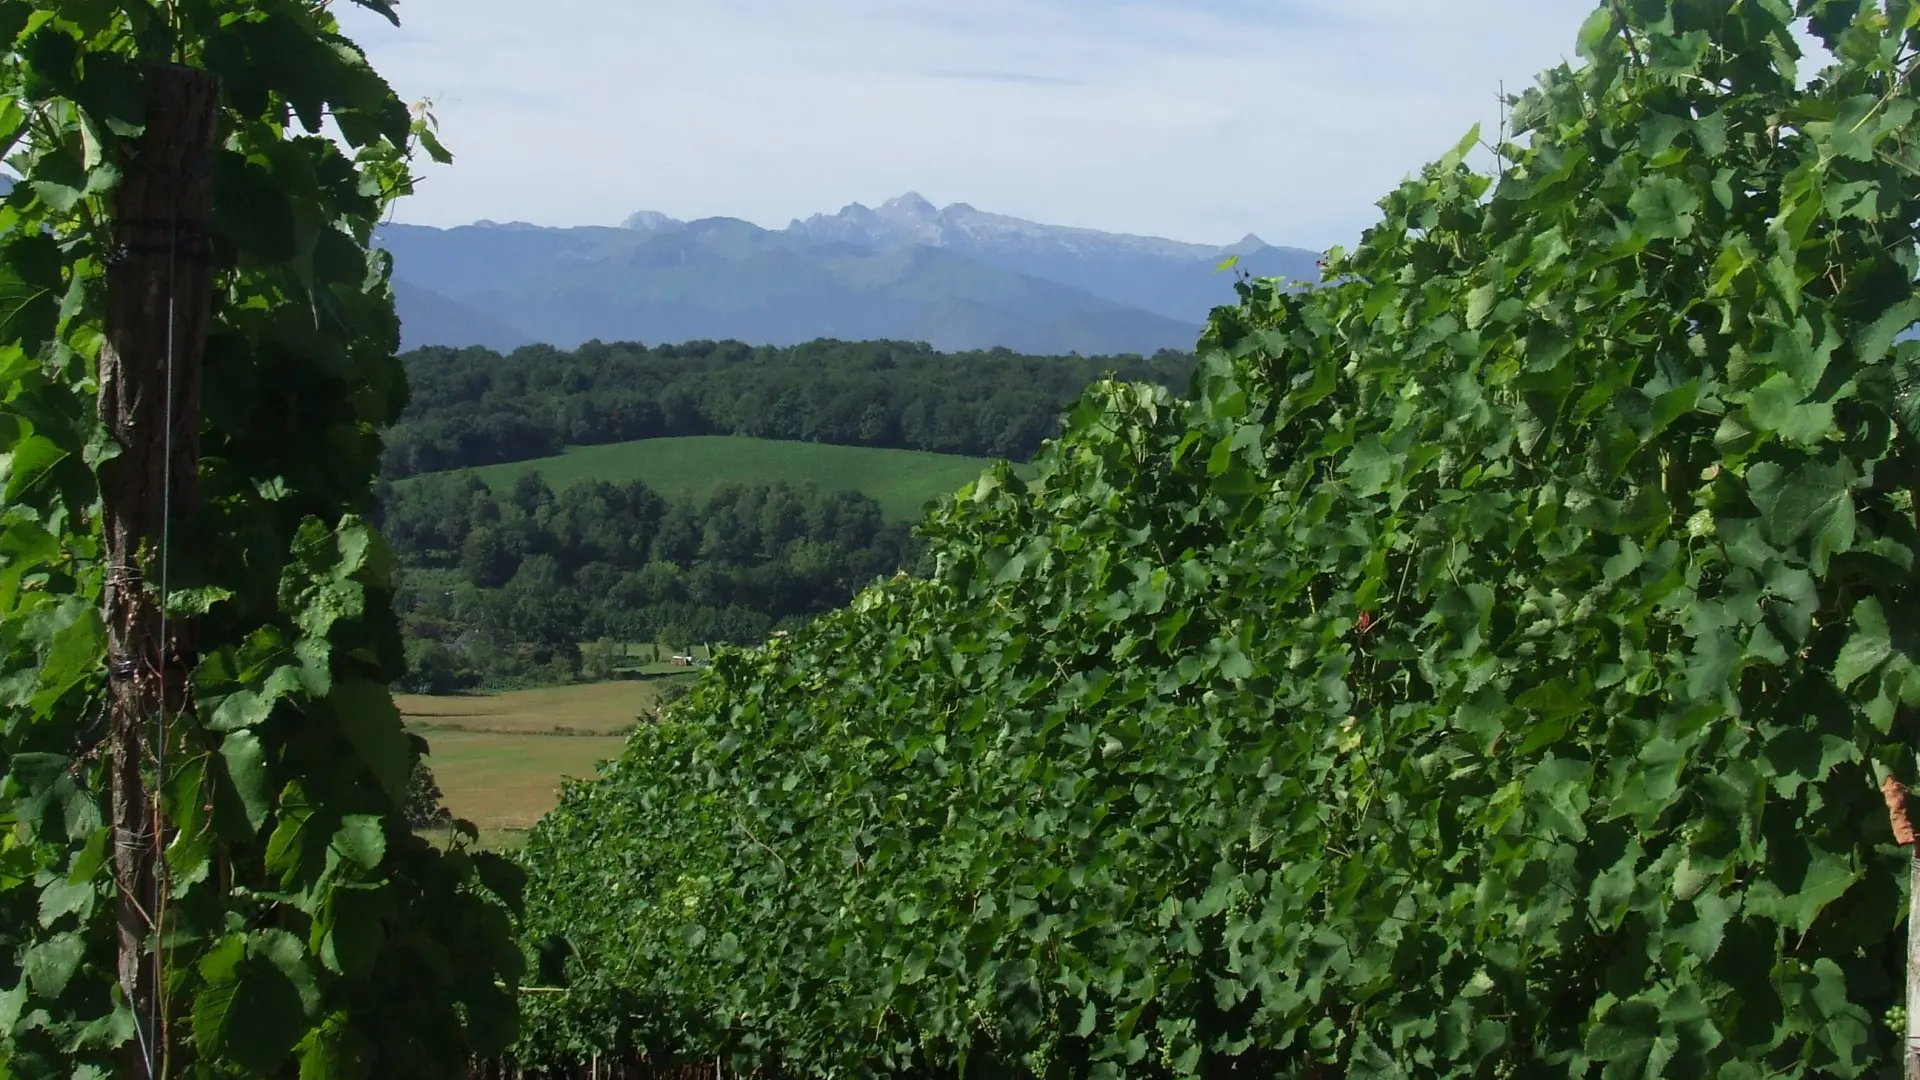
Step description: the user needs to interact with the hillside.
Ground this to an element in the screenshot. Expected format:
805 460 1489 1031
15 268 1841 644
376 344 1132 693
376 195 1321 353
380 338 1194 479
451 435 1011 523
390 279 532 352
380 458 927 691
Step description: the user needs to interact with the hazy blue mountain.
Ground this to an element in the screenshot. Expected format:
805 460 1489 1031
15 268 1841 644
381 219 1195 355
785 193 1322 324
392 279 532 353
377 195 1324 354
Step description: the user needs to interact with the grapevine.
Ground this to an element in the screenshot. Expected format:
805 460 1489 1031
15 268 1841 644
0 2 520 1078
516 2 1920 1076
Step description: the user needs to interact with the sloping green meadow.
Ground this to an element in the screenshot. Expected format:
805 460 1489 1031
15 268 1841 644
458 435 1027 522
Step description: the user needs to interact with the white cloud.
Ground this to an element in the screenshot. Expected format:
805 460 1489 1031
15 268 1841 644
333 0 1603 249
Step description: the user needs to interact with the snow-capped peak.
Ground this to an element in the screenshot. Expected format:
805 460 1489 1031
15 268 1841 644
621 210 684 231
782 192 1273 262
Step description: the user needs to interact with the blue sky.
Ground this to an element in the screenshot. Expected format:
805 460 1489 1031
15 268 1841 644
334 0 1602 250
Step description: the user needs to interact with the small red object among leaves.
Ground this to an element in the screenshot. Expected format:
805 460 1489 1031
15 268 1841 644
1883 775 1915 846
1356 611 1374 634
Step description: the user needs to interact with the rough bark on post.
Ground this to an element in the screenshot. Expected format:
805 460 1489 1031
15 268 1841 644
1886 775 1920 1079
1909 851 1920 1080
97 63 220 1078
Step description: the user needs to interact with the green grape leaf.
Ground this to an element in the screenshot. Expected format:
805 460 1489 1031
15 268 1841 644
218 730 272 836
22 932 84 998
330 680 412 803
329 815 385 872
1628 176 1701 240
1833 596 1892 690
1744 459 1856 573
192 946 310 1075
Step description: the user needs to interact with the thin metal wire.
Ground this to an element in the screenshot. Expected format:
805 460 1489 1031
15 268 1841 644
144 160 181 1080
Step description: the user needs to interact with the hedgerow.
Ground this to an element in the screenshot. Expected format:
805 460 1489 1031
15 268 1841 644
516 2 1920 1075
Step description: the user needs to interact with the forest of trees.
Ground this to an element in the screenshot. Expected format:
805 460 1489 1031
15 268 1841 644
371 338 1184 686
380 337 1196 477
376 469 919 691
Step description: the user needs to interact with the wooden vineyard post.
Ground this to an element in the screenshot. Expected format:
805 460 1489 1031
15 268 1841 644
1911 843 1920 1080
1884 774 1920 1078
97 63 220 1078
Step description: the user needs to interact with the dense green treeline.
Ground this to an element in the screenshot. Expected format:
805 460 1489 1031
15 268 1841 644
380 337 1195 478
376 470 918 691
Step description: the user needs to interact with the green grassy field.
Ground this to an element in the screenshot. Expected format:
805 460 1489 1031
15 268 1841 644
459 435 1014 522
400 680 685 847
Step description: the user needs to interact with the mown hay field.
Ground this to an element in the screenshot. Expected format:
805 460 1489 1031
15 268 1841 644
398 680 683 846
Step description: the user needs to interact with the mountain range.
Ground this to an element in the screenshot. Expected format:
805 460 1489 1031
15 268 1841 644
376 193 1322 356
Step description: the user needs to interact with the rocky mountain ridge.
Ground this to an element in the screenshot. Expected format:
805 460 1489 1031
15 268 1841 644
381 194 1323 354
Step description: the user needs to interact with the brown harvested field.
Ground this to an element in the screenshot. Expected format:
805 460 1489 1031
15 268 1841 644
394 679 674 734
397 679 689 834
410 728 627 832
